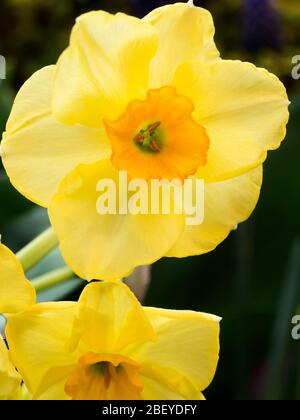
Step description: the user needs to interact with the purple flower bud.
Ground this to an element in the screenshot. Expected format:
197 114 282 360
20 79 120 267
243 0 282 52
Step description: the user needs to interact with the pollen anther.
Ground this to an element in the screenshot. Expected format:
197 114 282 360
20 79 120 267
134 121 162 153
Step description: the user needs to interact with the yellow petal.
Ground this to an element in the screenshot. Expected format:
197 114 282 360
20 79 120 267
11 383 32 400
167 166 262 257
140 368 204 400
0 335 22 399
133 307 220 396
1 66 110 207
52 11 158 127
70 281 154 354
35 380 70 400
144 3 219 88
173 60 289 182
35 366 73 400
0 243 35 314
6 302 78 397
48 160 185 280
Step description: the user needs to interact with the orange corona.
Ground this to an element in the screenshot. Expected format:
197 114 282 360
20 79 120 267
104 87 210 180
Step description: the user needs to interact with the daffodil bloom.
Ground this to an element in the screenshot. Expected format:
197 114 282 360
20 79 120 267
1 334 21 400
0 242 220 400
0 243 35 399
0 243 36 314
1 2 289 280
6 281 220 400
0 335 30 400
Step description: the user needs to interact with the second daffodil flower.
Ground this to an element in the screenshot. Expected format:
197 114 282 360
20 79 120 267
0 241 220 400
0 242 35 400
1 2 289 280
5 281 220 400
0 335 28 400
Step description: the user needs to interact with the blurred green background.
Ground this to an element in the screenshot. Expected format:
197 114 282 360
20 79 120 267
1 0 300 400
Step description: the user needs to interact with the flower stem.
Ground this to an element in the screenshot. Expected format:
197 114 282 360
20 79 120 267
31 266 75 292
124 265 151 303
16 227 58 273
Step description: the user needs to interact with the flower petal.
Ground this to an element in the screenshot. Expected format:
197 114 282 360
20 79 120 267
71 281 155 354
6 302 78 397
140 367 204 400
167 166 262 257
144 3 219 88
0 335 22 399
52 11 158 127
35 366 73 400
173 60 289 181
48 160 185 280
1 66 110 207
0 244 35 314
133 307 220 395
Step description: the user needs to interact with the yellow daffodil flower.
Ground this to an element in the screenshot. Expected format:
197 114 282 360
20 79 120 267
0 243 35 314
0 334 21 400
0 335 30 400
6 281 220 400
1 2 289 280
0 242 35 399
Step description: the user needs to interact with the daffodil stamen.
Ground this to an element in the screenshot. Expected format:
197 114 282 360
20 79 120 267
134 121 162 153
147 121 162 134
65 352 143 400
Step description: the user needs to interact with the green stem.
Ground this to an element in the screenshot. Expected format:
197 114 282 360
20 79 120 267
31 266 75 292
16 227 58 272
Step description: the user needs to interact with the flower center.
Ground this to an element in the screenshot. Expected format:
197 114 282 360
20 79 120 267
133 121 163 153
64 353 143 400
104 86 209 180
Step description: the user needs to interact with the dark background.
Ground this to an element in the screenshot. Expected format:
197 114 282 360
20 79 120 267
1 0 300 400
